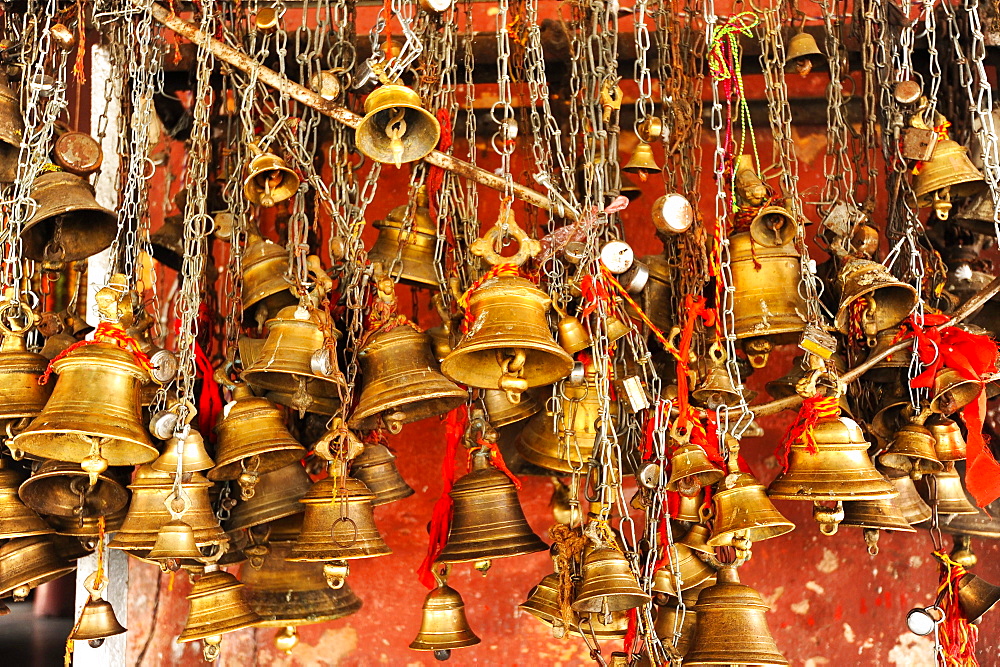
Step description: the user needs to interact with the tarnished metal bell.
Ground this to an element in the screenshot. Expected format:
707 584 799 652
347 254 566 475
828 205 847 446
653 599 697 658
864 327 912 383
710 464 795 548
785 31 823 75
0 72 23 148
917 462 980 515
0 536 75 601
349 443 414 506
69 596 127 645
890 474 933 525
11 342 157 467
684 566 789 666
729 232 807 367
520 573 573 638
483 388 541 427
636 254 673 334
356 85 441 168
177 569 262 645
769 412 895 500
878 420 944 479
409 582 481 655
940 498 1000 539
553 303 592 354
18 460 129 519
349 325 466 432
750 204 797 247
841 497 916 554
953 190 998 237
651 542 717 594
572 546 651 614
0 460 53 538
930 368 983 415
19 171 117 263
834 259 918 341
43 508 126 538
957 573 1000 624
224 461 312 532
150 214 185 272
913 138 986 220
437 449 546 565
240 230 295 327
152 428 215 474
366 185 440 287
0 317 52 426
666 444 724 497
243 146 300 207
621 141 661 179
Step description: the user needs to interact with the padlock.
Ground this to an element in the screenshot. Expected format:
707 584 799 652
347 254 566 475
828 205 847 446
900 127 936 162
615 376 650 413
798 325 838 360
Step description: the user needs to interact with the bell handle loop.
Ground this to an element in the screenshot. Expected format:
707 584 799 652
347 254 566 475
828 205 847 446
668 421 691 445
707 341 725 365
469 211 541 267
431 562 451 588
0 299 35 336
331 516 360 548
199 541 227 565
164 489 190 521
83 571 107 600
213 365 238 391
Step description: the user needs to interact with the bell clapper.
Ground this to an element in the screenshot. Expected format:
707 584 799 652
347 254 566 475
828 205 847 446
434 649 452 661
203 635 223 662
474 559 492 575
863 528 880 556
275 626 299 654
386 107 407 169
813 501 845 535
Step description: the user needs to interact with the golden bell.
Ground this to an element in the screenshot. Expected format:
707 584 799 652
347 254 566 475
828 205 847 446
146 519 208 566
572 611 630 640
572 546 651 615
917 462 980 515
940 498 1000 539
637 254 673 334
409 583 481 655
692 367 744 410
878 422 944 479
864 327 912 383
666 444 724 497
684 566 789 666
18 459 129 519
914 138 987 219
0 536 76 600
150 214 185 272
674 490 704 523
441 274 574 397
890 474 933 525
0 323 52 426
769 412 895 500
651 542 716 594
0 461 53 539
785 31 823 75
954 190 998 237
520 573 573 638
242 306 345 415
18 171 117 263
0 72 23 148
243 147 300 208
834 259 918 339
242 543 362 626
750 204 797 247
11 342 157 467
209 384 305 491
926 415 967 461
177 569 262 644
621 142 661 179
555 308 592 354
841 497 916 554
224 461 312 532
437 449 547 565
44 508 126 538
349 443 414 506
366 186 440 287
653 599 697 657
710 470 795 548
240 230 295 325
729 232 807 367
957 573 1000 624
355 85 441 168
288 461 391 562
349 326 467 432
483 388 541 428
950 535 978 568
108 465 228 554
930 368 983 415
70 596 127 646
151 428 215 474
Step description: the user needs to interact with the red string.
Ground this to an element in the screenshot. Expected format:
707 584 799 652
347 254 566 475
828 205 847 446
935 551 979 665
38 321 153 385
417 405 467 589
670 296 717 429
623 607 639 657
426 108 454 222
775 396 840 472
458 264 524 333
476 436 522 489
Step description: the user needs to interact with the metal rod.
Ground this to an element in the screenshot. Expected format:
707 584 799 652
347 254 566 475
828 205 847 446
144 2 563 216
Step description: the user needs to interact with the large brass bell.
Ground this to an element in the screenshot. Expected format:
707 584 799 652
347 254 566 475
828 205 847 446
243 144 300 207
890 474 933 525
785 31 823 75
242 306 345 416
19 171 118 263
70 594 127 647
0 308 52 426
666 442 724 497
684 566 789 666
483 388 541 428
914 138 987 220
349 325 467 432
729 231 807 367
224 461 312 532
651 542 717 594
437 448 547 566
240 230 295 327
355 85 441 168
18 460 129 519
834 259 918 341
350 442 414 506
957 573 1000 624
44 508 126 538
929 368 983 415
149 214 185 272
710 457 795 549
917 462 980 515
0 536 76 600
366 185 440 287
878 417 944 480
572 545 651 615
152 428 216 474
0 460 53 539
177 568 262 660
11 342 157 467
409 580 481 658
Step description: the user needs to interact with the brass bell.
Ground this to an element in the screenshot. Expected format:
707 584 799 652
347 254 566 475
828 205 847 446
209 383 305 495
840 497 916 554
926 415 967 461
769 411 895 501
692 344 747 410
240 230 295 326
878 419 944 479
749 204 797 247
366 186 440 287
242 306 345 416
11 342 157 467
889 474 933 525
0 317 52 426
520 572 573 638
0 460 53 539
349 326 467 432
437 449 547 566
621 141 661 181
483 388 541 428
146 519 209 569
834 259 918 340
653 598 697 657
553 302 592 354
151 428 216 474
864 327 912 383
785 31 823 75
70 596 127 646
224 461 312 532
929 367 983 415
18 171 118 263
349 443 414 506
572 611 631 640
940 498 1000 539
729 232 807 367
572 545 651 615
684 566 789 666
288 460 391 563
18 460 130 519
44 508 126 538
679 523 715 555
636 254 673 334
356 85 441 168
0 535 76 600
441 274 574 399
177 569 262 658
651 542 716 594
954 190 998 237
243 144 300 207
917 462 980 515
957 573 1000 624
666 444 724 497
409 582 481 657
710 464 795 548
871 394 911 446
0 72 24 148
242 543 362 627
913 138 987 220
150 214 185 272
950 535 978 568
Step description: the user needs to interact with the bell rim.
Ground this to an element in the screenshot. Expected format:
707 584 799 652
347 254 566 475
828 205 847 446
207 447 305 482
11 431 158 468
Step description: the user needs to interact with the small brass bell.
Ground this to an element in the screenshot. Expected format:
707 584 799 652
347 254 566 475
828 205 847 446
18 171 118 263
366 186 440 287
349 326 467 432
177 569 262 660
950 535 978 568
0 535 76 600
653 598 698 657
785 31 823 75
18 460 130 519
349 443 414 506
149 214 185 272
749 204 797 247
409 581 481 658
223 461 312 532
552 302 592 354
0 314 52 426
929 368 983 415
437 449 547 566
864 327 912 383
483 388 541 428
243 144 300 207
917 462 980 516
957 573 1000 624
356 85 441 168
710 460 794 548
834 259 918 340
840 497 916 555
240 230 296 326
940 498 1000 539
692 366 744 410
621 142 661 181
684 566 789 666
0 461 54 539
520 573 573 638
572 546 651 615
651 542 717 594
889 475 933 525
878 418 944 480
70 595 127 647
151 428 216 474
636 254 673 333
913 138 987 220
665 444 724 497
673 490 704 523
146 519 208 570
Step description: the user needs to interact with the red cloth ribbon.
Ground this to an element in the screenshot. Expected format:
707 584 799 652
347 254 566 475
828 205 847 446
670 296 717 428
580 273 614 319
417 405 467 589
623 607 639 657
476 436 521 489
898 314 1000 506
775 395 841 472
